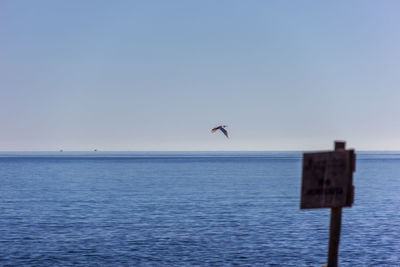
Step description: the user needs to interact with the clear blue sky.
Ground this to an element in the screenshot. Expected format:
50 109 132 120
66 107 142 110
1 1 399 151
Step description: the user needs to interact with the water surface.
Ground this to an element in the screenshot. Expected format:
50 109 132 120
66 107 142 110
1 152 399 266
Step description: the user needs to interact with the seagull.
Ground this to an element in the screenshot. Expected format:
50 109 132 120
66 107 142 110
211 125 229 138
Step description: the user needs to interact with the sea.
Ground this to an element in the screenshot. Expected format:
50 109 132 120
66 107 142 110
0 151 399 266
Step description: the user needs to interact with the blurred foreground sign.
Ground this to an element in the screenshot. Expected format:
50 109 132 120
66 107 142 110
301 150 355 209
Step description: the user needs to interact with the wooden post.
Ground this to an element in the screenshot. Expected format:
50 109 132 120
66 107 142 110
327 141 345 267
301 140 355 266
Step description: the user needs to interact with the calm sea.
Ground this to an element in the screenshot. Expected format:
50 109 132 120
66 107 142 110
1 152 399 266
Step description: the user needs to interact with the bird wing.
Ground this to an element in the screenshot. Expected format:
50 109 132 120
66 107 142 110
219 127 229 138
211 126 221 133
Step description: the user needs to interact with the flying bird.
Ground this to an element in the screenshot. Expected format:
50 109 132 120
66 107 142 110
211 125 229 138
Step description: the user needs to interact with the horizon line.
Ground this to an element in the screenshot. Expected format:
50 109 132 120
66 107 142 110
1 150 400 153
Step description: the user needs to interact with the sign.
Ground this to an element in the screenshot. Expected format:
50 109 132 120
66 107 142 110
301 149 355 209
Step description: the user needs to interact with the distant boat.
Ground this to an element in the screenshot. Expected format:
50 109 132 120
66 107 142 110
211 125 229 138
59 149 63 152
94 149 97 152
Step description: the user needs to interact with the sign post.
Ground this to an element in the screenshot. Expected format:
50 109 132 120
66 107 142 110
300 141 356 267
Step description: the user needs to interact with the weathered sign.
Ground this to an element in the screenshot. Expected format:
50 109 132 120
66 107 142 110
301 149 355 209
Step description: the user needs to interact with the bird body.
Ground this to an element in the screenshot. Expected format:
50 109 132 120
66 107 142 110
211 125 229 138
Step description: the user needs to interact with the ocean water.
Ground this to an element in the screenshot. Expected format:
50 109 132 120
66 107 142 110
0 151 399 266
